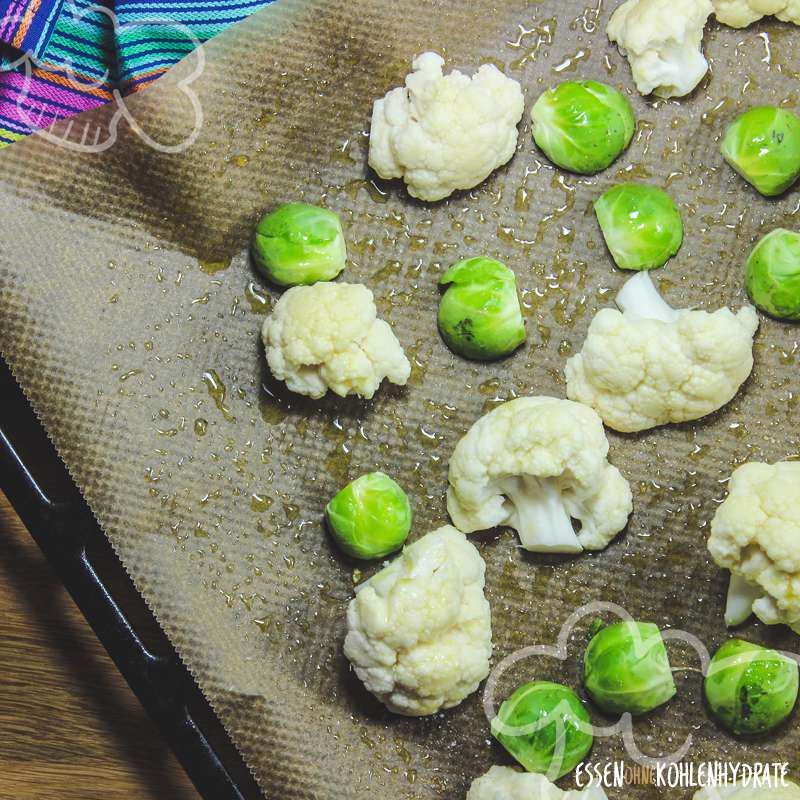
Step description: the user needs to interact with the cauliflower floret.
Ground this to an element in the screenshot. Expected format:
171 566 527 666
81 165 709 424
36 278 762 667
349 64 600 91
607 0 714 97
565 271 758 433
261 282 410 399
368 52 524 202
694 782 800 800
467 766 609 800
713 0 800 26
447 397 633 554
343 525 492 716
707 461 800 634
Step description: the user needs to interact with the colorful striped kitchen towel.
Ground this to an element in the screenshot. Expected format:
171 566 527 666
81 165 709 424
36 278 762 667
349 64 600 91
0 0 274 145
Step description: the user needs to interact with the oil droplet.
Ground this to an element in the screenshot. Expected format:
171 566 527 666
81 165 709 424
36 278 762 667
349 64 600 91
553 47 590 73
507 18 557 71
260 383 290 425
372 260 402 282
194 418 208 436
119 368 142 382
324 447 352 486
245 282 271 313
515 186 530 212
345 178 389 204
396 743 412 765
231 154 250 167
202 369 235 421
701 98 732 128
250 493 273 512
253 616 272 632
199 258 232 275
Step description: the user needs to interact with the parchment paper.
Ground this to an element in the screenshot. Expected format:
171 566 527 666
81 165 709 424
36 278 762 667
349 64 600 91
1 1 799 796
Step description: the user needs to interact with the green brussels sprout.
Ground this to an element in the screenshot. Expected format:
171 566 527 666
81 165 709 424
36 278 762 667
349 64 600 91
583 621 676 715
530 80 636 175
745 228 800 320
594 183 683 270
325 472 411 560
721 107 800 197
704 639 799 737
252 202 346 286
491 681 593 779
437 257 526 361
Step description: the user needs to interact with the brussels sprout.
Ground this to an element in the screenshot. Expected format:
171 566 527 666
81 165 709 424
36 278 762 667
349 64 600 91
704 639 799 737
583 621 676 715
491 681 593 779
530 80 636 175
594 183 683 270
745 228 800 320
325 472 411 560
437 257 526 361
252 202 346 286
721 107 800 197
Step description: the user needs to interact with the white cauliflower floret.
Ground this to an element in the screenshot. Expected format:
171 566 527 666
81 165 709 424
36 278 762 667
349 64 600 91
565 271 758 433
368 52 524 202
607 0 714 98
447 397 633 554
713 0 800 27
695 782 800 800
261 282 410 399
467 766 609 800
707 461 800 634
343 525 492 716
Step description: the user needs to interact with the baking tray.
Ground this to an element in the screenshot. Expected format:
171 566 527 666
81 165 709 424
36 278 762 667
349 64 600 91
0 355 261 800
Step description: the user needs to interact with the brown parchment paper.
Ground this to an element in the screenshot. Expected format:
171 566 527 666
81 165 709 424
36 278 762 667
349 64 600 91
1 1 799 796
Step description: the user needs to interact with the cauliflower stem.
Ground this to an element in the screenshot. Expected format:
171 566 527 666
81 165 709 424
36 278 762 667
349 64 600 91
725 572 765 626
615 270 680 322
708 461 800 634
447 397 632 554
565 271 758 431
500 476 583 553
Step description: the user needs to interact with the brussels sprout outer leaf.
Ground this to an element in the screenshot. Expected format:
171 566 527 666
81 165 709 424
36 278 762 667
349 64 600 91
704 639 799 736
721 107 800 197
583 621 676 715
531 80 635 175
325 472 411 560
594 183 683 270
252 202 346 286
438 257 526 361
491 681 593 779
745 228 800 321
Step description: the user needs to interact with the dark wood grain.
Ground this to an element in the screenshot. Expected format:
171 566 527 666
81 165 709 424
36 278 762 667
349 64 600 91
0 491 200 800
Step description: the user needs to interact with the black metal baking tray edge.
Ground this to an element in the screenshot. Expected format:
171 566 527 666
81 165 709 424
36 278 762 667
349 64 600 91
0 355 262 800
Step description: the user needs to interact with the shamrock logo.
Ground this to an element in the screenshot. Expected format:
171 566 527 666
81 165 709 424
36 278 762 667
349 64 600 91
6 3 204 153
482 601 712 779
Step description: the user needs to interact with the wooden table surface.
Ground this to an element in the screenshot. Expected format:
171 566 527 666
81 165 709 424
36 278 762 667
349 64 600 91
0 491 200 800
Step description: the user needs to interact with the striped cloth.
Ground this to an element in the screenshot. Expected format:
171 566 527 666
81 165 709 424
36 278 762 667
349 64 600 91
0 0 274 145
